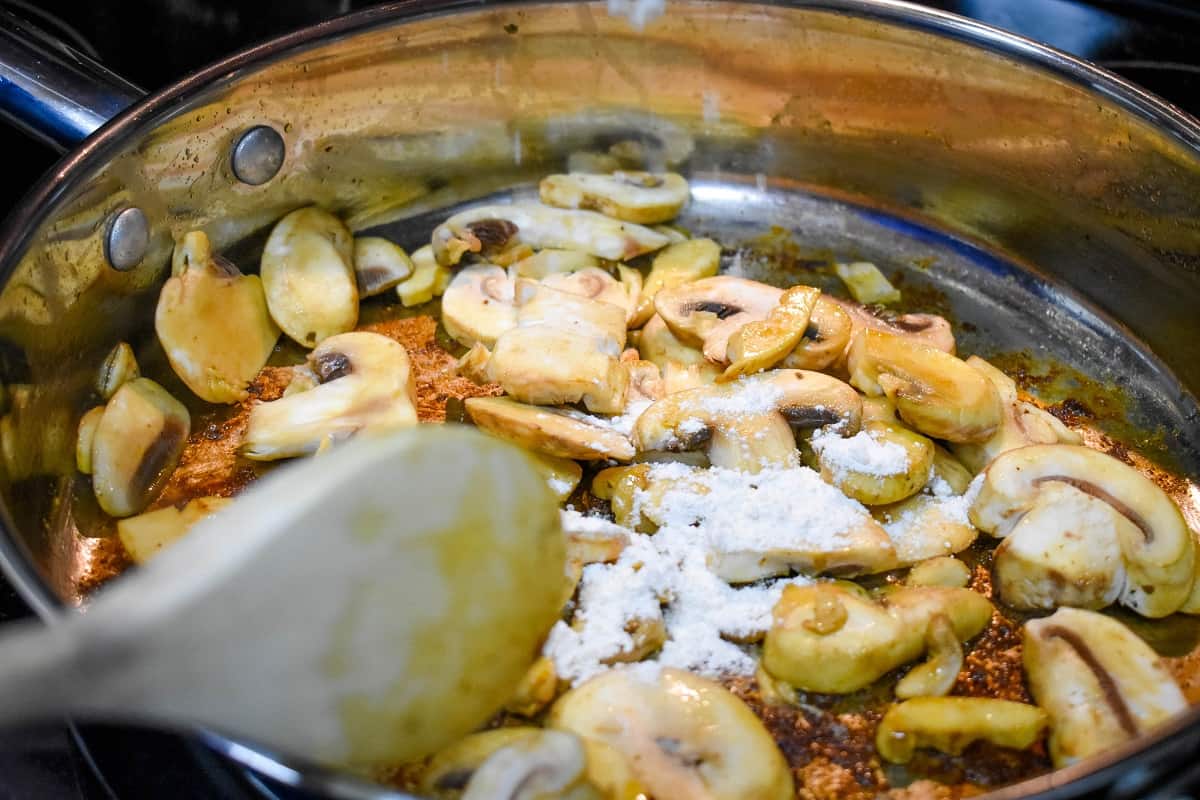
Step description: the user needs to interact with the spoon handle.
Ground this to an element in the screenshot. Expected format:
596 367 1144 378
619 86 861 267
0 619 89 726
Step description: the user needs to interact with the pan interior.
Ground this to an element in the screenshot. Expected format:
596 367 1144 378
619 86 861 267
367 175 1200 478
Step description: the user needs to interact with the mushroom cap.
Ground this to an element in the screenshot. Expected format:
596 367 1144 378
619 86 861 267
549 667 794 800
848 329 1002 443
157 231 280 403
762 584 991 694
1024 607 1187 767
951 356 1081 472
487 327 629 415
778 297 854 372
827 296 956 355
629 238 721 328
352 236 413 297
91 378 191 517
875 698 1048 764
431 203 670 267
655 275 781 359
260 207 359 347
539 171 690 224
241 331 418 461
634 370 863 471
636 314 721 393
465 396 635 461
874 494 979 566
993 481 1128 611
971 443 1195 617
440 264 518 348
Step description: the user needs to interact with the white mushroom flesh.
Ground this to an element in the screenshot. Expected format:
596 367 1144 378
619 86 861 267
539 171 689 224
440 264 518 348
352 236 413 297
431 203 669 266
260 207 359 347
1024 607 1187 767
241 332 418 460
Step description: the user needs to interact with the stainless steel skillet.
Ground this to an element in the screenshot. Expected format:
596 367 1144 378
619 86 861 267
1 1 1200 797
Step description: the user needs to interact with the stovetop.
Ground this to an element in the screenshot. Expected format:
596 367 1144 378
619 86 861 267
1 1 1199 798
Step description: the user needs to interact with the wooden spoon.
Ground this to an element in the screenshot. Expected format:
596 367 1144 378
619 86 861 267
0 427 565 771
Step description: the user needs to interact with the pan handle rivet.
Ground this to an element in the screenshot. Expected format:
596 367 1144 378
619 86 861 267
104 207 149 272
231 125 286 186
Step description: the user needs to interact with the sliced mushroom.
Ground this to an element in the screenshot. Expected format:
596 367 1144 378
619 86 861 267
396 244 452 307
875 698 1048 764
95 341 139 400
431 204 670 267
591 465 653 531
485 281 629 413
561 508 630 565
827 296 956 355
464 397 635 461
894 614 963 699
75 406 104 475
814 420 934 506
488 330 629 414
241 332 418 460
549 667 795 800
848 329 1002 443
539 172 689 224
655 276 781 362
906 556 971 589
1024 607 1187 767
157 231 280 402
513 249 600 279
260 208 358 347
533 454 584 502
971 444 1195 618
623 355 665 403
90 378 191 517
352 236 413 297
875 494 979 566
543 267 636 317
719 286 821 382
422 729 566 798
952 356 1082 472
777 297 854 372
116 496 231 564
504 657 561 718
762 583 992 694
629 238 721 328
441 264 518 348
634 370 862 472
461 729 593 800
635 314 721 393
993 481 1128 611
931 445 973 493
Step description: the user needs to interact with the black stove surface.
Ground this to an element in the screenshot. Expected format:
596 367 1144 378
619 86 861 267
1 1 1200 798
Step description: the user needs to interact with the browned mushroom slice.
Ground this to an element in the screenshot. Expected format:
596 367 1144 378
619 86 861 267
441 264 519 348
464 396 635 461
951 355 1082 473
778 297 854 372
826 296 956 355
655 276 782 362
157 231 280 402
876 698 1048 763
539 172 690 224
549 668 795 800
241 332 418 460
90 378 191 517
628 238 721 328
848 329 1002 443
971 444 1195 617
635 314 722 393
719 286 821 382
762 583 992 694
1024 607 1187 767
260 207 358 348
633 370 862 472
431 204 670 266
